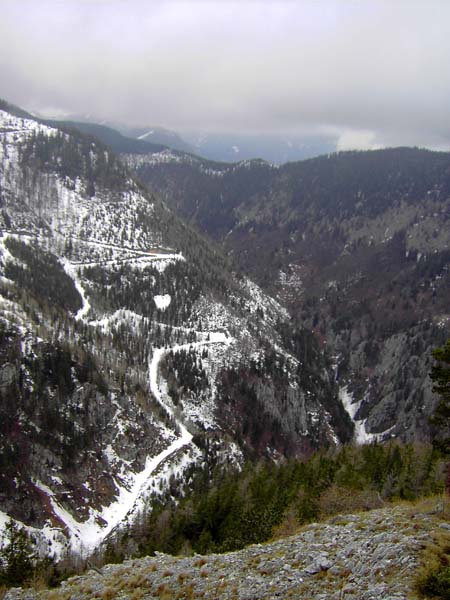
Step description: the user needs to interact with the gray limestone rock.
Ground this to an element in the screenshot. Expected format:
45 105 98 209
4 504 446 600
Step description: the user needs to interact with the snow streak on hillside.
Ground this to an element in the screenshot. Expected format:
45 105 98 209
0 110 163 255
0 241 235 555
28 330 234 554
339 387 394 444
0 104 345 561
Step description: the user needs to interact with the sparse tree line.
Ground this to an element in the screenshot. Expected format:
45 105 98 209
18 129 129 195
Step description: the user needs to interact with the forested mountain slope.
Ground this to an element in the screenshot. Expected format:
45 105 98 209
0 102 349 558
45 120 168 156
123 146 450 443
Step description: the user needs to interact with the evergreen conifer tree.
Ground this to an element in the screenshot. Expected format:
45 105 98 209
0 519 34 587
430 339 450 493
431 340 450 432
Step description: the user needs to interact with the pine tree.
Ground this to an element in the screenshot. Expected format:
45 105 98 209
430 339 450 493
0 519 34 587
430 339 450 433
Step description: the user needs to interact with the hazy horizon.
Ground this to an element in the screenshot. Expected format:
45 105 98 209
1 0 450 152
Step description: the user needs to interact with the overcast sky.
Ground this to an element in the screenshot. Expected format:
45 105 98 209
1 0 449 150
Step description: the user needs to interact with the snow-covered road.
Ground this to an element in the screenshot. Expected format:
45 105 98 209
31 332 232 556
1 230 232 556
33 431 192 556
148 332 231 418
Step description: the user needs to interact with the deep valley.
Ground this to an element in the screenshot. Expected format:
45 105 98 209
0 99 449 599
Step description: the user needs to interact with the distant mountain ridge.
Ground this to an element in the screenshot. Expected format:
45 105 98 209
183 130 337 164
119 124 197 155
35 104 337 164
44 120 169 155
123 144 450 444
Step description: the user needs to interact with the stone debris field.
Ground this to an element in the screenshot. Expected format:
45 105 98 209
5 501 449 600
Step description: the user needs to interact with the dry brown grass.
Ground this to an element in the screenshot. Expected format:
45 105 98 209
162 568 173 578
177 572 189 583
319 485 383 518
101 587 116 600
194 557 207 568
154 581 178 599
179 582 195 599
413 527 450 598
47 590 73 600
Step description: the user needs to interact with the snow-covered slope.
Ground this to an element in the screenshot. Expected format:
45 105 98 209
0 105 348 561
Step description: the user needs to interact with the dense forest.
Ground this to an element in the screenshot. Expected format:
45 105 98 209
99 441 446 562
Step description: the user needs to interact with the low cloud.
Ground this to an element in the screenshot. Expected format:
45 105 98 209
1 0 449 150
336 130 381 152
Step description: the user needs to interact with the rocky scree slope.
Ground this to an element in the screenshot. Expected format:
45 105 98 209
0 102 349 557
5 501 447 600
121 145 450 444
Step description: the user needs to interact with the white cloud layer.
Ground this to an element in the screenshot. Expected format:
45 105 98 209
1 0 449 149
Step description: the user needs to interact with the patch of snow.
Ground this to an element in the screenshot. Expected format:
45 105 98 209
89 308 148 333
123 150 186 167
339 386 394 444
339 386 374 444
138 129 154 140
0 509 69 561
154 294 171 311
121 152 230 178
61 259 90 320
436 315 450 328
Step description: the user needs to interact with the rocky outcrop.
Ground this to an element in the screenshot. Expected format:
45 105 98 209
5 502 446 599
0 362 16 390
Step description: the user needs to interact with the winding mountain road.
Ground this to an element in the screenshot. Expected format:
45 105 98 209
33 333 231 555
